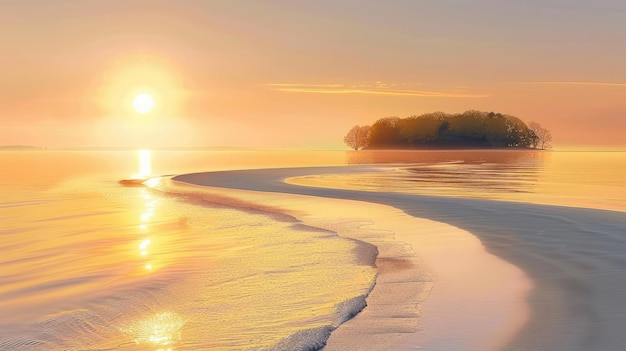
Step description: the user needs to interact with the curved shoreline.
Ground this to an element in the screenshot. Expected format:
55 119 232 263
173 165 626 350
169 172 527 350
171 166 527 349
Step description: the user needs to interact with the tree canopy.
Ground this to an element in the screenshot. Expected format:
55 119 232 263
343 125 371 150
346 111 552 150
528 121 553 149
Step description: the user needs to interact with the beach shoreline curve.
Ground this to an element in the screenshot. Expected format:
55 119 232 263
171 166 541 350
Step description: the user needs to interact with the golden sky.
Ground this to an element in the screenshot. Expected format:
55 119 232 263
1 1 625 149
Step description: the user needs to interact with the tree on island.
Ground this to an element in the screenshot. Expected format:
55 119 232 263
347 110 552 149
343 125 371 150
528 122 553 149
369 117 401 148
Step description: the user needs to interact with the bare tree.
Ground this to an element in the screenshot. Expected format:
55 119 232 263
528 122 552 149
344 125 371 150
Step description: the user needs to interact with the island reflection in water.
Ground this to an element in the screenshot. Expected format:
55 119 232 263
340 150 545 195
292 150 626 212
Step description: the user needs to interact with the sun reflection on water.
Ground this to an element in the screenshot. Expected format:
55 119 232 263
122 312 185 349
138 188 158 272
139 239 151 256
144 177 162 188
132 149 152 179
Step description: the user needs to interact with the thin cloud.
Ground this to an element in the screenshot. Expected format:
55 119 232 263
270 84 488 98
266 83 345 88
514 81 626 87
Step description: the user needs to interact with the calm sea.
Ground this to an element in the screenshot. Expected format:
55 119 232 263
293 150 626 213
1 149 624 350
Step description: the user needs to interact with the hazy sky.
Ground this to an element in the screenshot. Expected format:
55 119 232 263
2 0 625 149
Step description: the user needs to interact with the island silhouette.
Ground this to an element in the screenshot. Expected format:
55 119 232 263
345 110 552 150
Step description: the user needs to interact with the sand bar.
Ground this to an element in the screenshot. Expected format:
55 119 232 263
174 166 626 350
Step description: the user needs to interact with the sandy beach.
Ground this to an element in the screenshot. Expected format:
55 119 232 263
174 166 626 350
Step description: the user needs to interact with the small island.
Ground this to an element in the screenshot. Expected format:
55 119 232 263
344 110 552 150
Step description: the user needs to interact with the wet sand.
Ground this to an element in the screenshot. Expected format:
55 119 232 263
174 166 626 350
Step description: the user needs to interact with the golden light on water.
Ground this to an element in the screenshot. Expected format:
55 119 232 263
138 149 151 178
144 177 162 188
133 149 152 179
137 188 157 272
140 211 154 222
123 312 185 348
139 239 151 256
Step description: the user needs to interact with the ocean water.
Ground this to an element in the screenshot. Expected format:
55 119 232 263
0 150 376 351
291 150 626 213
1 149 624 351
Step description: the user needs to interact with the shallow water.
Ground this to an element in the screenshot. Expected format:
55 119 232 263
290 150 626 212
176 164 626 351
0 150 375 350
1 149 624 350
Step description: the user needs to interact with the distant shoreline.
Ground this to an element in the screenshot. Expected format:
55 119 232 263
0 145 44 151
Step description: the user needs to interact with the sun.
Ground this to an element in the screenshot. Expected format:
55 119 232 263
133 93 154 114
